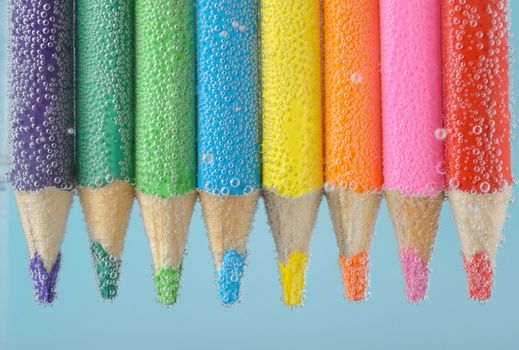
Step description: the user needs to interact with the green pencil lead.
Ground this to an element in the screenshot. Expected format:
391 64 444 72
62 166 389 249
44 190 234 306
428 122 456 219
154 266 183 306
91 241 122 300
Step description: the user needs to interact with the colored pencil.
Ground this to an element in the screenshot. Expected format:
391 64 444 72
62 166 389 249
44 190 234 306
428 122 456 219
261 0 323 307
135 0 197 306
380 0 445 303
76 0 135 300
323 0 383 302
443 0 512 301
9 0 74 304
9 0 74 303
197 0 261 305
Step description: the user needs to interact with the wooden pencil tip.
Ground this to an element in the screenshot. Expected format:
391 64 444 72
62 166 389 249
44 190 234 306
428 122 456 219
200 191 258 269
137 191 196 271
263 191 321 264
79 181 135 260
386 190 443 266
449 189 511 262
15 188 73 273
327 189 381 263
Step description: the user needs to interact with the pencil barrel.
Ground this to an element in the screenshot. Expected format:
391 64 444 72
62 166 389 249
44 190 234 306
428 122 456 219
261 0 323 199
135 0 197 198
323 0 382 193
443 0 512 194
197 0 261 196
380 0 444 196
76 0 134 187
9 0 74 192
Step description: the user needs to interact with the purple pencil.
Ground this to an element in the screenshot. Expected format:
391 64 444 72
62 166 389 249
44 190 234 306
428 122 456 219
9 0 74 303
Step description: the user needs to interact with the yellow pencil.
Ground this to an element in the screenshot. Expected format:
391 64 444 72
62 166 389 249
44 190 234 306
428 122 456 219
261 0 323 307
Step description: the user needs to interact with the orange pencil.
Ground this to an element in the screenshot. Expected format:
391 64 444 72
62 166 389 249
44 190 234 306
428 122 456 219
323 0 383 302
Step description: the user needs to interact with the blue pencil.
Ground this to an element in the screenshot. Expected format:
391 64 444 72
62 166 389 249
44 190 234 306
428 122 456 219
197 0 261 305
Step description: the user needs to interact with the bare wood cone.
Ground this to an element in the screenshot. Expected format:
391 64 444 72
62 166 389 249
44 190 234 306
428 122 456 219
200 191 259 269
263 190 322 263
327 189 381 259
79 181 135 258
15 188 73 271
137 191 197 270
385 190 444 262
449 188 511 266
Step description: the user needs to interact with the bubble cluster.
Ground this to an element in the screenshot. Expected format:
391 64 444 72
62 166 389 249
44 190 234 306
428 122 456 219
197 0 260 196
339 252 370 302
261 0 323 198
399 248 430 303
76 0 134 188
217 250 246 305
30 252 61 304
463 251 493 302
154 266 183 306
380 0 445 196
9 0 74 192
91 241 121 300
135 0 196 198
443 0 512 194
323 0 382 193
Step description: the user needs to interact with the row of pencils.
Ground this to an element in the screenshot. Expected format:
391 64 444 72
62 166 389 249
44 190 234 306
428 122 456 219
8 0 512 306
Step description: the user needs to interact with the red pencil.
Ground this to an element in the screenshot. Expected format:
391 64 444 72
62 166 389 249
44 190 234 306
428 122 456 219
443 0 512 301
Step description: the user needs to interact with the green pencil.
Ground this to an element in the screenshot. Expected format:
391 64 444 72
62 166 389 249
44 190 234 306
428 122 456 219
135 0 197 305
76 0 135 300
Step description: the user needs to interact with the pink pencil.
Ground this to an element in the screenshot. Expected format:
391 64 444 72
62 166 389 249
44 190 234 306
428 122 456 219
380 0 445 302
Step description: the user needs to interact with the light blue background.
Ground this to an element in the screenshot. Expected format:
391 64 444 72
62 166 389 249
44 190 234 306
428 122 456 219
1 2 518 350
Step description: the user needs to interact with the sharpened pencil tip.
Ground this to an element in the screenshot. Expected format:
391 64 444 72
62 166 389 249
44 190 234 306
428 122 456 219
339 252 369 302
155 266 183 306
399 248 430 303
217 250 246 305
30 252 61 304
90 241 121 300
279 252 308 307
463 251 494 302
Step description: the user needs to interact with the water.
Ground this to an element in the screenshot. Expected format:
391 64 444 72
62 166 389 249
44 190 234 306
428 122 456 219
1 0 519 349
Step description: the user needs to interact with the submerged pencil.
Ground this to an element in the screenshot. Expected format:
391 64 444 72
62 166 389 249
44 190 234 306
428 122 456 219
9 0 74 304
261 0 323 307
135 0 197 305
443 0 512 301
197 0 261 305
323 0 383 302
76 0 135 300
380 0 445 302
